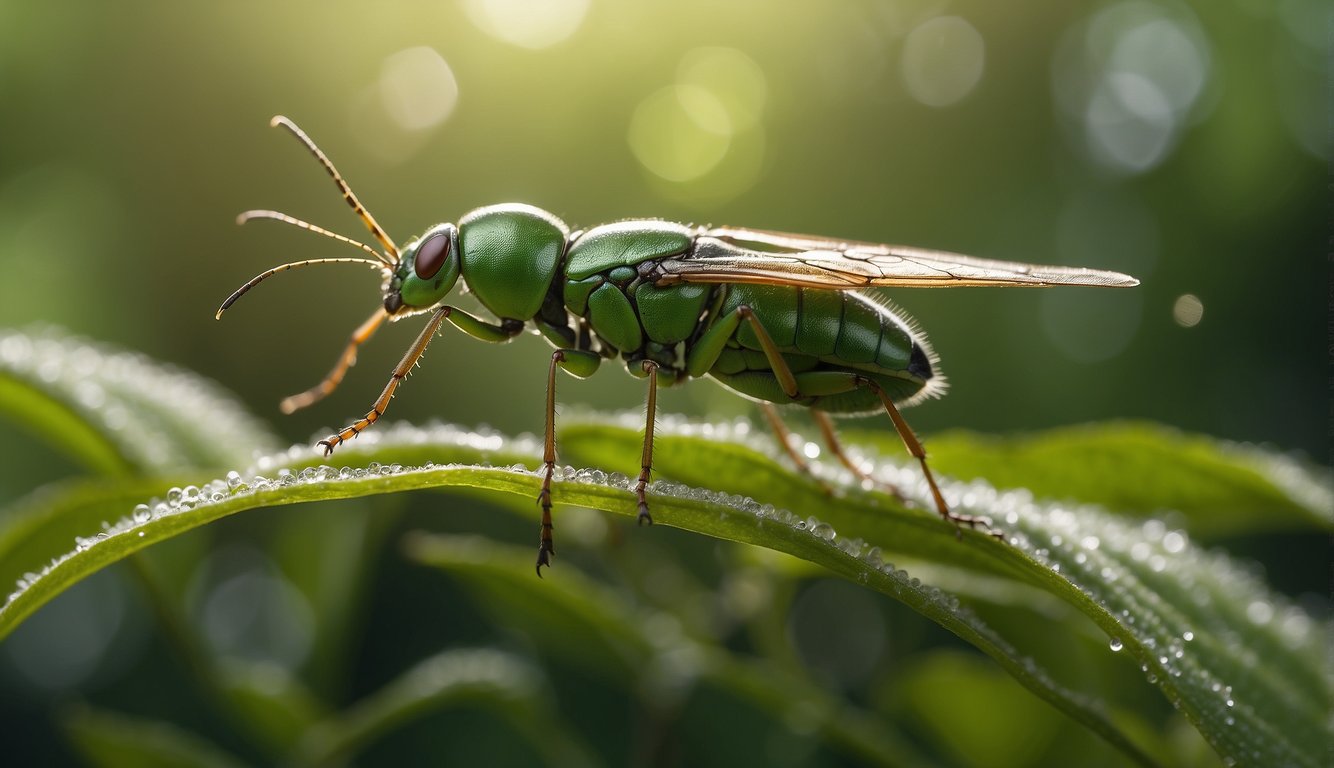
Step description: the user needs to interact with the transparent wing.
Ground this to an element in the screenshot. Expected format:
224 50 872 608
654 226 1139 289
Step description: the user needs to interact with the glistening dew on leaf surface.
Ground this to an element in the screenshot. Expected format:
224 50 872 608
0 401 1327 766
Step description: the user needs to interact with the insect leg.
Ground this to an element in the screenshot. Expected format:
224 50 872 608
317 306 448 455
443 307 526 343
281 308 389 414
859 377 996 538
685 306 795 396
535 347 604 576
812 410 907 503
636 360 659 526
537 351 562 575
758 402 814 473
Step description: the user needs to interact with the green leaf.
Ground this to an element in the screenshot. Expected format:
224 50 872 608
290 648 593 767
0 327 280 474
0 478 187 598
889 422 1332 534
1 421 1325 767
216 659 327 756
562 417 1330 765
63 705 249 768
404 532 942 768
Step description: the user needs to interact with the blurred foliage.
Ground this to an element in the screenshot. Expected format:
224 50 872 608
0 0 1326 766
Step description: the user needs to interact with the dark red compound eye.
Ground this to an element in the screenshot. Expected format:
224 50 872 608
413 233 450 280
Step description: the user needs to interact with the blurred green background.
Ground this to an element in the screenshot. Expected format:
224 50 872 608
0 0 1325 765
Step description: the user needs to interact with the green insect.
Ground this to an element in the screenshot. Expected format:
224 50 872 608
218 116 1138 574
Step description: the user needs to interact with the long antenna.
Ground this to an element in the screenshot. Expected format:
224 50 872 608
238 209 394 266
269 115 401 264
216 258 388 319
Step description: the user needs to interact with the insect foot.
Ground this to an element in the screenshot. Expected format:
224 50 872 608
535 539 554 577
942 509 1005 542
535 467 556 577
317 424 360 456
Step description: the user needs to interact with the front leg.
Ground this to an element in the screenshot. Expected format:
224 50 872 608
318 306 449 455
318 306 522 455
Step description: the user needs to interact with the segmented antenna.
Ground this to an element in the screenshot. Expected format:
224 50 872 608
238 209 394 266
269 115 401 264
216 257 387 319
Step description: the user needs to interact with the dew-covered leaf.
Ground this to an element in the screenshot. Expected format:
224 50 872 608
1 421 1325 767
561 416 1330 765
0 478 187 599
885 422 1331 534
0 327 280 474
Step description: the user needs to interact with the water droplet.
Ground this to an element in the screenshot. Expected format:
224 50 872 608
1172 293 1204 327
1109 637 1123 651
1246 600 1273 625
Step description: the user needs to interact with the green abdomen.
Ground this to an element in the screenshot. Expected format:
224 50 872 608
710 284 937 414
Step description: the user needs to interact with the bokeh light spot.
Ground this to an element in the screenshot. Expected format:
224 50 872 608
1041 287 1143 364
676 47 768 131
1172 293 1204 327
2 571 128 690
193 548 314 669
378 46 459 131
901 16 986 107
629 49 769 206
628 85 733 183
462 0 589 49
1053 1 1212 174
1085 72 1174 171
